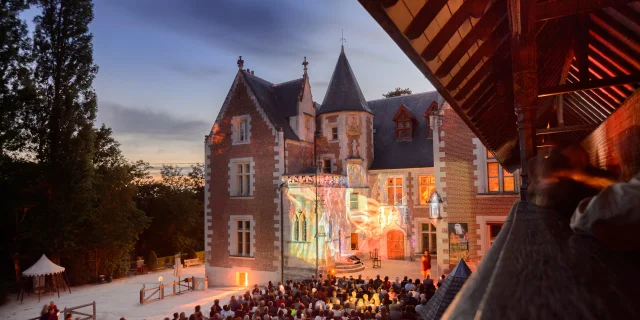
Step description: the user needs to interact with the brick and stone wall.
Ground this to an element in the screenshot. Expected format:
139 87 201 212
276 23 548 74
206 78 281 286
581 90 640 179
438 104 518 273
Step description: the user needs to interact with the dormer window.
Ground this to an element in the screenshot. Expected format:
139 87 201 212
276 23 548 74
393 104 417 141
424 100 439 139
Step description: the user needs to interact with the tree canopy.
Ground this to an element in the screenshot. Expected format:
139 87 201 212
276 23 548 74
383 87 413 98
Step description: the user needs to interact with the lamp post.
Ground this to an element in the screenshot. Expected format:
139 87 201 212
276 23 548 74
429 191 444 220
313 129 321 279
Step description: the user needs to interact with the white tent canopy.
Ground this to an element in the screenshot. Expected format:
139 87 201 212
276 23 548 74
22 254 65 277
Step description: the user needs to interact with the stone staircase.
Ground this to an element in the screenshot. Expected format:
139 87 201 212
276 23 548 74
334 262 365 274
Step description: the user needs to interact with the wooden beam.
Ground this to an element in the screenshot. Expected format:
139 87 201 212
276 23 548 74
616 4 640 27
446 32 510 91
421 0 474 61
404 0 449 40
538 74 640 97
590 21 640 71
573 15 590 82
470 0 492 18
592 12 640 55
461 78 494 111
436 3 508 77
536 0 635 21
556 95 564 126
381 0 399 8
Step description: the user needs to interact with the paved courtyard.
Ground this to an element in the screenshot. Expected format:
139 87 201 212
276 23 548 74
340 258 439 282
0 266 244 320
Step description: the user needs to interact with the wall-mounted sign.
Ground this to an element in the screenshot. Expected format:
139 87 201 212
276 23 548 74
448 222 469 269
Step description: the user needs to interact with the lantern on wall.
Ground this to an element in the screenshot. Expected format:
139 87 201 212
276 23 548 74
429 191 443 219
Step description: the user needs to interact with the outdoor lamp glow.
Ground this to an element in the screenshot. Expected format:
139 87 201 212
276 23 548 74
158 276 163 283
429 191 443 219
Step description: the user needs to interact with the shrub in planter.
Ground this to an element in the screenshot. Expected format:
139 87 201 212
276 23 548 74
145 250 158 270
186 248 197 260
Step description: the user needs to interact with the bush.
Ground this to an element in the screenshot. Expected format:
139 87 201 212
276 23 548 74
186 248 197 260
145 250 158 268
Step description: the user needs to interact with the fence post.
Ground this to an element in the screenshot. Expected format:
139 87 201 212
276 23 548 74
140 286 144 304
192 276 195 291
93 301 96 319
205 276 208 291
160 283 164 299
173 281 176 295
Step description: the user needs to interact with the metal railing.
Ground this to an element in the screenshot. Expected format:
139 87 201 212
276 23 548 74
139 276 208 304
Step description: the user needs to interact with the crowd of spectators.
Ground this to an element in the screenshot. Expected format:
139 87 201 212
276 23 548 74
165 273 447 320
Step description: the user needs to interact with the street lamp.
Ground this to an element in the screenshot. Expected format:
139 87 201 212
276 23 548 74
429 191 444 219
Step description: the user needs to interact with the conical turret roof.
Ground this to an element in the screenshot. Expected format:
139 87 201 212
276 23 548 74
317 47 372 115
423 259 472 319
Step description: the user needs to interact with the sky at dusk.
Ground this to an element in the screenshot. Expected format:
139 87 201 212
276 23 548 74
25 0 435 169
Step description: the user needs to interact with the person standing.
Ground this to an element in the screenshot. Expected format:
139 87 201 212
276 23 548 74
421 251 431 280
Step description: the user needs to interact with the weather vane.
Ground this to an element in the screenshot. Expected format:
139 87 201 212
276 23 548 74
341 29 346 46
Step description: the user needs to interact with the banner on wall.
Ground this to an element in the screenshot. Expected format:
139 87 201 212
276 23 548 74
448 223 469 269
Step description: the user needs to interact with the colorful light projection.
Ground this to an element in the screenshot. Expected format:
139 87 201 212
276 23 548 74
284 172 413 265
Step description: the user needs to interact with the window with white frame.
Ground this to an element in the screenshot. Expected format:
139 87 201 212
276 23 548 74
229 158 253 197
331 127 338 140
418 175 436 205
232 115 250 144
421 223 437 254
350 192 359 210
487 223 503 247
234 219 251 256
486 150 517 193
386 177 403 205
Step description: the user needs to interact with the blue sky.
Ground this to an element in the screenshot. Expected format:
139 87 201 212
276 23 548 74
27 0 435 166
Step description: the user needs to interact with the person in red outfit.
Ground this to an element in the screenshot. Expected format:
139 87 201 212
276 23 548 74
421 251 431 280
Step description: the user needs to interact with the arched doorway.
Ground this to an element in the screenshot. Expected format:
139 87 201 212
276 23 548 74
387 230 404 260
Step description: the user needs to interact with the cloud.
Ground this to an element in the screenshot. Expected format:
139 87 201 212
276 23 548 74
106 0 335 60
97 102 210 141
163 62 223 80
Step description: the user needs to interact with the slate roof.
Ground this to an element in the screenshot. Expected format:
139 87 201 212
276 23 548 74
241 71 304 140
317 47 372 115
368 92 442 170
424 259 472 320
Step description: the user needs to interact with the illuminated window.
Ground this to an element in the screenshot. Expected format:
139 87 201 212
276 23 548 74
236 220 251 256
322 159 332 173
350 193 359 210
387 177 403 205
237 163 251 196
486 150 517 193
421 223 437 253
331 127 338 140
418 175 436 205
351 233 359 250
236 272 248 286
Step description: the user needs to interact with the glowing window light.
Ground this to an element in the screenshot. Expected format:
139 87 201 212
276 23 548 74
236 272 248 286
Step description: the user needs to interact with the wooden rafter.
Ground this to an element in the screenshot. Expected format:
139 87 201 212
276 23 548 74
421 0 474 61
470 0 492 18
589 41 637 75
616 3 640 25
461 79 494 111
536 0 636 21
381 0 399 8
564 99 596 123
566 92 608 120
591 12 640 56
468 88 496 119
590 24 640 70
539 73 640 97
447 33 510 92
574 15 590 82
436 3 508 77
572 90 612 118
404 0 449 40
564 98 601 123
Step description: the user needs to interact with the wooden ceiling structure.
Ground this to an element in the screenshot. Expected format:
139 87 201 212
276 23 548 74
359 0 640 200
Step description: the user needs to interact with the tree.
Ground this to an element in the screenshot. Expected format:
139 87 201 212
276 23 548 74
135 164 204 257
29 0 99 260
0 0 36 157
383 87 412 98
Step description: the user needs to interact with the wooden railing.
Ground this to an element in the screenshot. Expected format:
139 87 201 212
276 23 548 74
63 301 96 320
140 276 208 304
